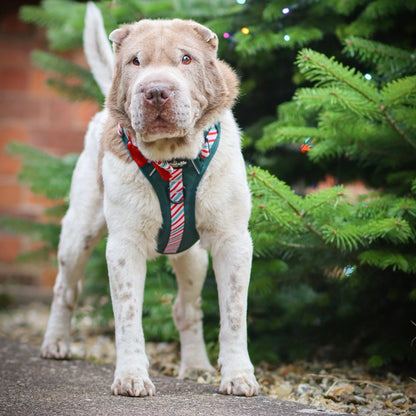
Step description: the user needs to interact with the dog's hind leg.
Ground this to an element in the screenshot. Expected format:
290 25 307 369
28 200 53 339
170 243 215 378
41 113 107 359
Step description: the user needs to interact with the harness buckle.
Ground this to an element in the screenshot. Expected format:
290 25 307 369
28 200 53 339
169 159 188 169
169 187 186 204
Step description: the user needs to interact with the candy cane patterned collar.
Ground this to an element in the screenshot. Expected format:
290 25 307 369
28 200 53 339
118 123 220 254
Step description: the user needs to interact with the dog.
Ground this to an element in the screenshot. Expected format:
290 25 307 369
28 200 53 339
41 2 259 397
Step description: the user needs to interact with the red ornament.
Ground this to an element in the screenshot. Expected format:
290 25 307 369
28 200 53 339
300 137 312 153
300 143 311 153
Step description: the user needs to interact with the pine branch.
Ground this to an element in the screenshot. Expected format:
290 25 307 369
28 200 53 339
321 223 366 251
258 124 322 151
297 49 416 152
361 0 416 20
364 217 414 244
343 0 416 38
359 250 416 273
381 76 416 106
412 179 416 196
295 86 380 119
303 187 346 217
32 50 88 78
296 49 380 104
343 36 416 78
20 0 86 51
249 167 324 240
1 217 60 248
329 0 363 15
7 142 77 200
32 50 104 103
379 105 416 152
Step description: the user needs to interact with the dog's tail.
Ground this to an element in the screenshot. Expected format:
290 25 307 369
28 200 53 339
83 2 114 96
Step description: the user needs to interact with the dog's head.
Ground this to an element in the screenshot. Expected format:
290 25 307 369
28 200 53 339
107 19 239 160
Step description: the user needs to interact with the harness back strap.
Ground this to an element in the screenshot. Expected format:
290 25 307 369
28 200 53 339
118 124 221 254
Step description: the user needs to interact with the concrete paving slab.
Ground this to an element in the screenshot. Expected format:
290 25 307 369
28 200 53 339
0 338 348 416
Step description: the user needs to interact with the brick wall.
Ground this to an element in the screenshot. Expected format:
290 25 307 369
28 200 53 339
0 10 100 288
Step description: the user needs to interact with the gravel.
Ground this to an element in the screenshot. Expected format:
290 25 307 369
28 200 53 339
0 302 414 415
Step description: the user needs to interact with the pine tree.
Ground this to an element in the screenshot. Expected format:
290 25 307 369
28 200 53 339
7 0 416 366
247 34 416 365
252 37 416 268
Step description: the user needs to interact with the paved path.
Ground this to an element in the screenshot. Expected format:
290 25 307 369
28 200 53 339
0 338 348 416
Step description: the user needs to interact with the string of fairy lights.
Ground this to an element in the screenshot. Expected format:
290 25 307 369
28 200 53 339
224 0 380 82
223 0 295 42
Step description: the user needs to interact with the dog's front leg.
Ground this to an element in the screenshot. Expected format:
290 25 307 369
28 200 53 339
170 243 215 378
106 236 156 397
212 230 259 396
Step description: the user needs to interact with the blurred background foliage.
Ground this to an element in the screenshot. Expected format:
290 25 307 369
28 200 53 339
4 0 416 369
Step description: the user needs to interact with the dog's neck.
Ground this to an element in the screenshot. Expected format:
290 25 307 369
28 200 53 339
138 134 201 162
118 123 220 167
119 126 217 163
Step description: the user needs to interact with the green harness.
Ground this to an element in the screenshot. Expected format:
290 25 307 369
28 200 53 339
118 123 221 254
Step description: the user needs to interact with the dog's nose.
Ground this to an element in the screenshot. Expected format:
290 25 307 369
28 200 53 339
143 85 172 108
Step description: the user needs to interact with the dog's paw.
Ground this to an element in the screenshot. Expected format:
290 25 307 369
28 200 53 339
219 372 259 397
41 339 71 360
112 372 156 397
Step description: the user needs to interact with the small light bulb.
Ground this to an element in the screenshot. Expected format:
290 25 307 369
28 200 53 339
364 73 372 80
343 265 355 277
241 27 250 35
284 34 290 41
282 7 290 14
223 32 230 39
236 0 246 4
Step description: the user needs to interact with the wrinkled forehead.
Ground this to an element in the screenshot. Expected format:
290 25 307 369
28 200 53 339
118 20 211 62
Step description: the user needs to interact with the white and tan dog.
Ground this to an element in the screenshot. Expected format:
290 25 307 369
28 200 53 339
41 3 259 397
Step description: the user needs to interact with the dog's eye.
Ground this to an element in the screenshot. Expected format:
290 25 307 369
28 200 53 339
132 57 140 66
181 55 192 65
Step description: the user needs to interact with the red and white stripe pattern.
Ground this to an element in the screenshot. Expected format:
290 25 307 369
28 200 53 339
200 125 218 158
163 167 185 254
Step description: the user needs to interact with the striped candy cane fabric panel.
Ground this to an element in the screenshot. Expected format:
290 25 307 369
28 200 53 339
200 125 218 158
164 167 185 254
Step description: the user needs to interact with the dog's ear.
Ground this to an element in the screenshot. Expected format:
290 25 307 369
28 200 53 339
109 26 130 51
190 22 218 51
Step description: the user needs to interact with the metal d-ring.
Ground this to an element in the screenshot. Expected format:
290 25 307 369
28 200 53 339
169 187 186 204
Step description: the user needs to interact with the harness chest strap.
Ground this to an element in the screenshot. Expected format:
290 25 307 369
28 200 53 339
118 123 221 254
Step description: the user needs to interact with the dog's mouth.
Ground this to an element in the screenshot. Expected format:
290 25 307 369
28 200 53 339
139 115 186 142
149 115 172 132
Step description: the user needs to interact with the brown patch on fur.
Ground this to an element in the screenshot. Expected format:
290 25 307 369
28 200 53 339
120 292 132 301
226 274 244 331
230 273 243 295
226 300 243 332
84 234 93 250
126 304 135 320
118 258 126 267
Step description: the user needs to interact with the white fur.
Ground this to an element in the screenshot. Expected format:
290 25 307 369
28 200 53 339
41 4 259 398
83 3 113 96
